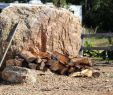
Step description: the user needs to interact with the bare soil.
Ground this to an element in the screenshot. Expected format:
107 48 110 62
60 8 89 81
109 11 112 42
0 60 113 95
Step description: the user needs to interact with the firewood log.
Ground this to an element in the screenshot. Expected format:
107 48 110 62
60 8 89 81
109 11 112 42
70 69 93 77
47 59 67 75
69 57 92 66
51 51 70 65
6 59 23 67
28 63 37 70
29 47 51 59
20 50 36 60
39 61 47 71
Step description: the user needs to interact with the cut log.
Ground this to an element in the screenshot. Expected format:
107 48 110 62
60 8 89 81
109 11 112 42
81 69 93 77
70 69 93 77
60 67 68 75
68 67 75 74
28 63 37 70
38 52 51 59
6 59 23 67
69 57 92 66
70 72 81 77
29 48 51 59
48 60 62 71
51 51 70 65
39 61 47 71
47 59 67 75
35 58 42 64
20 50 36 60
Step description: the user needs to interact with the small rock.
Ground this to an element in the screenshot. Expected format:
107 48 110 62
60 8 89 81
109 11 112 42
2 66 37 84
92 71 100 78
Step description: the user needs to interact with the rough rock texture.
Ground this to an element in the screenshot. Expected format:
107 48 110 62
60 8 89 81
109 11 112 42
2 66 37 84
0 5 82 61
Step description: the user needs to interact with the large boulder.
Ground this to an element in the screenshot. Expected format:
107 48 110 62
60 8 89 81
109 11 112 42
0 5 82 60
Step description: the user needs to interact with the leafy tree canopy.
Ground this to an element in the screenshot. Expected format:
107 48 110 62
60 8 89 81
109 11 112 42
0 0 113 32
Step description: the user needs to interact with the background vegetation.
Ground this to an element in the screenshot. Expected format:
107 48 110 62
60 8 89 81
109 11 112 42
0 0 112 33
0 0 113 59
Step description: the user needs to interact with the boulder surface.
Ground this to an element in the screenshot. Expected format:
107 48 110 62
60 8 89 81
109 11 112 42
0 5 82 60
2 66 37 84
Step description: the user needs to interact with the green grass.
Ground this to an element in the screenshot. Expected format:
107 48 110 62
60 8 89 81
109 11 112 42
83 28 113 47
84 37 113 47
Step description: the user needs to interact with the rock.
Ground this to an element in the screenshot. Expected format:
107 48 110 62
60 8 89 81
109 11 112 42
2 66 37 84
0 5 81 63
92 71 100 78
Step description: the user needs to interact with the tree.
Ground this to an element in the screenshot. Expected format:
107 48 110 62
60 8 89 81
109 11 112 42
66 0 113 32
52 0 66 7
1 0 113 32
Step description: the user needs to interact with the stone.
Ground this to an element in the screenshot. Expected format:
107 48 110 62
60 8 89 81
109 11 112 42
2 66 37 84
92 71 100 78
0 5 82 64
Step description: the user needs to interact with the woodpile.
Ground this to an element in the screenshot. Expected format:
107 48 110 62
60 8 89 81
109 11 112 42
4 50 100 78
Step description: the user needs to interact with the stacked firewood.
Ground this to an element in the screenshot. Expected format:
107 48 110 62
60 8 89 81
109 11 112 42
5 49 99 77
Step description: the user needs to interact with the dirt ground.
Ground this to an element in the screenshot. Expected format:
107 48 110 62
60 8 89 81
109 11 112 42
0 60 113 95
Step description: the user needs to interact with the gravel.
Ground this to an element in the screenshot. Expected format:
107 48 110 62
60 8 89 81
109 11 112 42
0 63 113 95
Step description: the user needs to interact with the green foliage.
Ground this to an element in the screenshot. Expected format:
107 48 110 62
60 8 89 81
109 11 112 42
0 0 9 3
67 0 113 32
0 0 30 3
100 50 113 60
52 0 67 7
0 0 113 32
83 41 99 57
